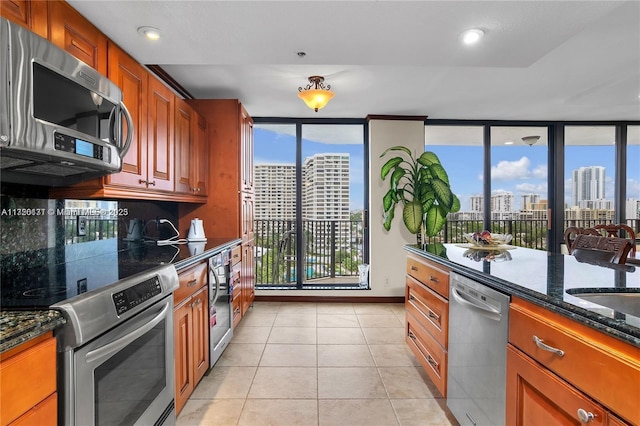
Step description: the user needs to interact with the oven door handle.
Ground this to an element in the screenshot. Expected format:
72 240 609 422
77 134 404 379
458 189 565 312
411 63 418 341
85 302 169 364
211 267 221 306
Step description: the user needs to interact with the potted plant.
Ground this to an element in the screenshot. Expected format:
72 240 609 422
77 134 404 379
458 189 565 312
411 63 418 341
380 146 460 244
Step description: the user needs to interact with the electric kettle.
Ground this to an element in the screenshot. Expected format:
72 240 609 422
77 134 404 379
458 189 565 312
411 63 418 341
124 218 144 241
188 218 206 241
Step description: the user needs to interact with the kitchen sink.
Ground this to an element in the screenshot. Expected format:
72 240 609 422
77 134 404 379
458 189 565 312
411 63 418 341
566 288 640 317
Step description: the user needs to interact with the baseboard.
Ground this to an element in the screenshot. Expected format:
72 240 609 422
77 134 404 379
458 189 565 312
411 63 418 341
254 295 404 303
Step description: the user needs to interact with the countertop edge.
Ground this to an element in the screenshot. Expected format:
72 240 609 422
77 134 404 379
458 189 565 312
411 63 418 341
0 310 66 354
405 245 640 348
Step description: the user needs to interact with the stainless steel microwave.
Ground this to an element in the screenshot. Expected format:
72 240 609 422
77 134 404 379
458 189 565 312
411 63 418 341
0 17 133 186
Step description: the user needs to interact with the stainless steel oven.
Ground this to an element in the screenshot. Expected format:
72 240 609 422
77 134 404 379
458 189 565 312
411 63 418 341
53 264 179 426
208 250 233 368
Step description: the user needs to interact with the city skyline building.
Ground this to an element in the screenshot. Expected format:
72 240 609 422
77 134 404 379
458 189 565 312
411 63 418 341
254 163 296 220
572 166 606 207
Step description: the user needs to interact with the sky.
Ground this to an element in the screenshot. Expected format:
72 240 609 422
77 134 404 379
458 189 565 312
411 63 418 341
254 126 640 214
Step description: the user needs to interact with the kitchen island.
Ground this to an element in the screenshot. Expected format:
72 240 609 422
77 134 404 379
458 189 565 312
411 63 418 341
405 243 640 425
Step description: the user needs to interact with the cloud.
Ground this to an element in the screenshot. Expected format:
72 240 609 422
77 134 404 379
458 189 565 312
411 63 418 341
627 179 640 199
491 157 532 181
516 182 547 193
532 165 547 179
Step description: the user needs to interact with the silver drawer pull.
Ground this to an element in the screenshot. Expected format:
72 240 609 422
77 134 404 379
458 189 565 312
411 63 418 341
533 335 565 357
408 330 417 340
428 310 440 321
577 409 595 423
410 265 419 271
427 354 439 369
429 275 439 283
187 279 199 287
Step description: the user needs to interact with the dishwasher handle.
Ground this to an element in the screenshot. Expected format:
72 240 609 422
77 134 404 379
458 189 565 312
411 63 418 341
451 287 502 322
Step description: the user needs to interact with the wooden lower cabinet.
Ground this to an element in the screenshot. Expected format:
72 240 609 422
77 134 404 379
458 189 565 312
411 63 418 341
404 252 450 398
241 241 255 315
507 344 609 425
508 297 639 425
174 263 209 416
0 333 57 426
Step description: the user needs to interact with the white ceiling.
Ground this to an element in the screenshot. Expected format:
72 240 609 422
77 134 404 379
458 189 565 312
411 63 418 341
68 0 640 121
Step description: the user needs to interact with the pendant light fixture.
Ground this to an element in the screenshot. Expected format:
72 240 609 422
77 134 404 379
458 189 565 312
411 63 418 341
298 76 335 112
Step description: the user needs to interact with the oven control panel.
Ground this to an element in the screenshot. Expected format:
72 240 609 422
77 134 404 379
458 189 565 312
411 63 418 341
113 276 162 315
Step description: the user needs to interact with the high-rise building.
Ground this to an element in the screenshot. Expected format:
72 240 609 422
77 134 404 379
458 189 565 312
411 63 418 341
254 163 296 220
303 153 350 221
470 195 483 212
521 194 541 210
468 192 514 213
572 166 605 207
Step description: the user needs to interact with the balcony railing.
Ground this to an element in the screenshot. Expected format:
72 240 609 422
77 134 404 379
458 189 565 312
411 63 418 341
255 218 639 288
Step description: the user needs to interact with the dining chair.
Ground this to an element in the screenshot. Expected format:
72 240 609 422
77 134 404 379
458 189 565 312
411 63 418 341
593 223 637 256
570 234 633 265
563 227 601 254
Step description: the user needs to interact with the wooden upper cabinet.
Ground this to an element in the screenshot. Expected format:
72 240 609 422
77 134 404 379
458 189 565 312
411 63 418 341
147 77 175 192
48 0 107 74
106 43 148 189
174 98 193 194
0 0 48 38
240 106 254 192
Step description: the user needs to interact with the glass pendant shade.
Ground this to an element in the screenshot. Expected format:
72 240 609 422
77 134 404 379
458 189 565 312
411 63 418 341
298 76 335 112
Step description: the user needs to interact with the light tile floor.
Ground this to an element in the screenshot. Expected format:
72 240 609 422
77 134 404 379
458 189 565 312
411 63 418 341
177 301 458 426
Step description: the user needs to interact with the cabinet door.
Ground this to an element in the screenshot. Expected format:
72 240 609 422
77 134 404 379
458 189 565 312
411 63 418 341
174 98 193 194
147 77 174 191
0 0 48 38
48 0 107 74
506 345 606 426
240 105 254 192
192 111 208 196
192 287 209 386
174 301 193 416
241 192 254 244
106 43 148 188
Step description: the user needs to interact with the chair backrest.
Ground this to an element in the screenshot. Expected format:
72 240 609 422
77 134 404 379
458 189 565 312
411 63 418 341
594 223 637 256
563 227 601 254
571 234 633 265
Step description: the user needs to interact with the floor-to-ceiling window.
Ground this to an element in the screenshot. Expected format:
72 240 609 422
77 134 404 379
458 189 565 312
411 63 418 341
490 126 549 249
626 125 640 229
564 126 616 229
253 120 368 289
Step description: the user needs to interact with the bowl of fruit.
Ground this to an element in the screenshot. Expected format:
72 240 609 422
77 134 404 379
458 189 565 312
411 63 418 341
463 230 512 247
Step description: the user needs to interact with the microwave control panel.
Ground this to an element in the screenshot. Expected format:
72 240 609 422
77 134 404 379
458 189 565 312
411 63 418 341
54 132 111 163
112 276 162 316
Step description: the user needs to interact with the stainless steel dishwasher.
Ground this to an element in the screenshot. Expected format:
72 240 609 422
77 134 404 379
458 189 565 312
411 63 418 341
447 272 510 426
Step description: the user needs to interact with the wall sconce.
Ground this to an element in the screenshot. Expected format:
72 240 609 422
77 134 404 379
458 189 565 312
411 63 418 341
298 76 335 112
522 136 540 146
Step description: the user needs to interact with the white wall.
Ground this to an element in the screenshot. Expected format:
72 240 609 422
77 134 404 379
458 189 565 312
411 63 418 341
255 118 425 298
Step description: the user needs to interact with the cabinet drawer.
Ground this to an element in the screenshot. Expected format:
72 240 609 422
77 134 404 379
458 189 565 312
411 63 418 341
0 335 56 425
406 275 448 348
175 262 208 304
231 245 242 266
406 253 449 298
406 311 447 397
509 298 640 424
9 392 57 426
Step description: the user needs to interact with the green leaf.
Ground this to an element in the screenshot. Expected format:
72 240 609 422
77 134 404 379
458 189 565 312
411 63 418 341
390 166 406 190
451 194 461 213
381 157 403 179
383 206 395 231
402 200 423 234
424 205 447 237
431 178 453 209
421 191 435 212
428 163 449 185
383 189 396 211
380 146 412 158
417 151 441 167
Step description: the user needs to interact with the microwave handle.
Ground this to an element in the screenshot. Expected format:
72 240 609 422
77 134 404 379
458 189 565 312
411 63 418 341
117 101 133 158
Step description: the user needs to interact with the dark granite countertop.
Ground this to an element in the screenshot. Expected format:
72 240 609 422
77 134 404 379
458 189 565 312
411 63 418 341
406 244 640 347
0 310 66 353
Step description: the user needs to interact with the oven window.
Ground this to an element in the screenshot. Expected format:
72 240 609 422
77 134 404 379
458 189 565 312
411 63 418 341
94 320 166 425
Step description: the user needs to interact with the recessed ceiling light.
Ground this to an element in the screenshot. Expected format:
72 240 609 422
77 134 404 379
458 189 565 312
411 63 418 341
504 141 514 145
461 29 484 45
137 26 162 41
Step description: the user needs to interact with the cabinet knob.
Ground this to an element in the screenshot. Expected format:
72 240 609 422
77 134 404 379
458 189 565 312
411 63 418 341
577 409 595 423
